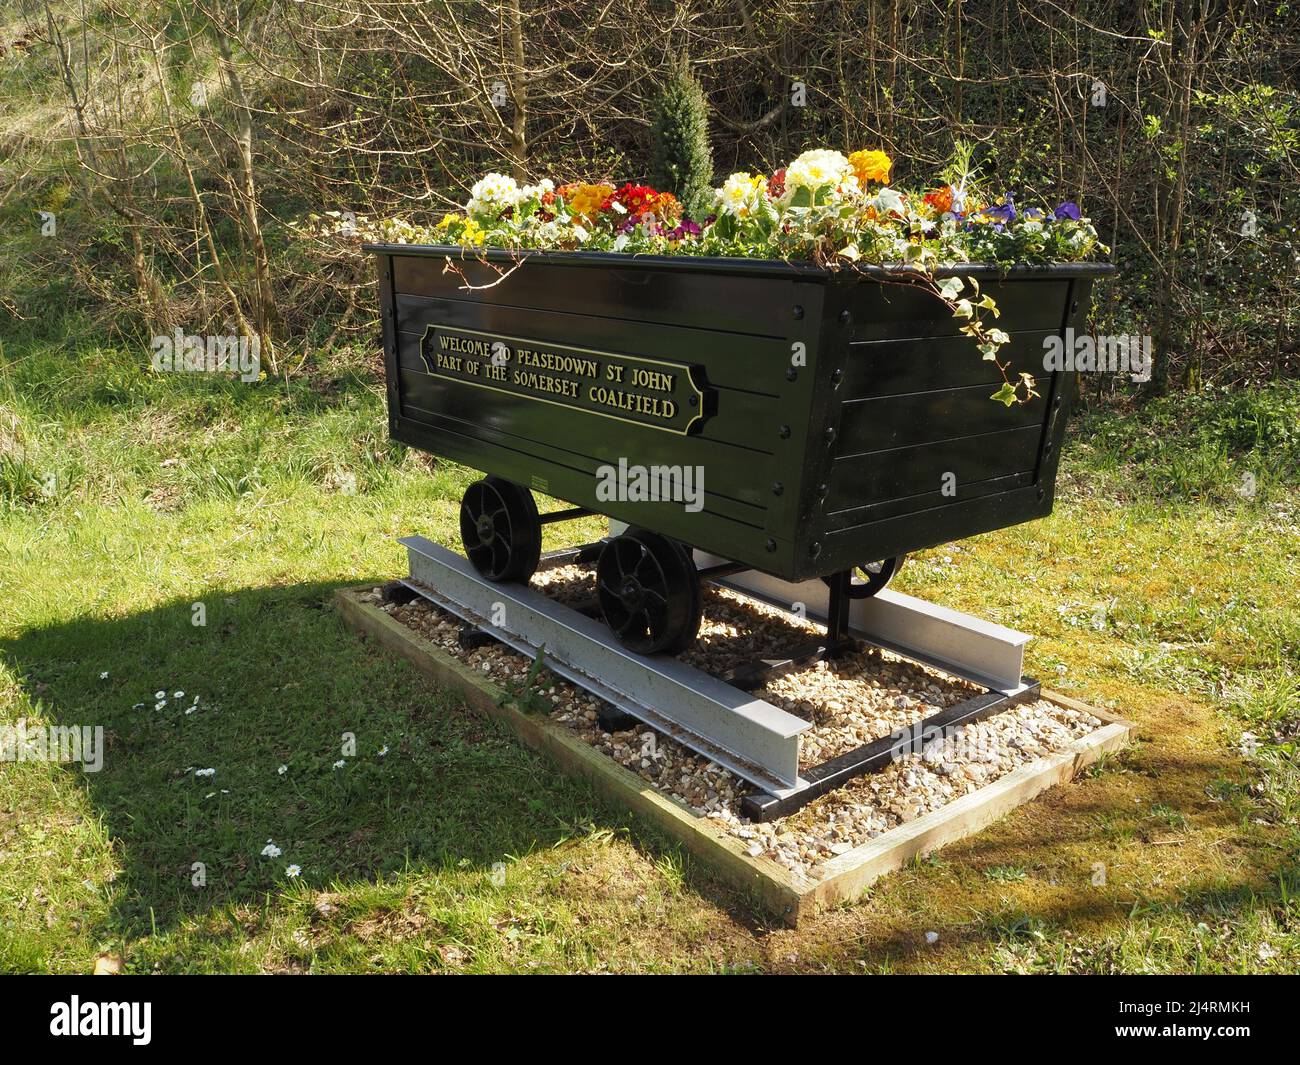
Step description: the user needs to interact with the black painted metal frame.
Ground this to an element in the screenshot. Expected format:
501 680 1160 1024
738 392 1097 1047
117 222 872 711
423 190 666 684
739 677 1042 821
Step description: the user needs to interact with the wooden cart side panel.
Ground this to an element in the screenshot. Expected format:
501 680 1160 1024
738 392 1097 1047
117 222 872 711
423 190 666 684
392 415 793 570
386 253 821 576
391 254 798 337
847 277 1071 340
377 254 400 435
391 298 790 451
1031 278 1092 512
394 368 773 521
796 277 1078 578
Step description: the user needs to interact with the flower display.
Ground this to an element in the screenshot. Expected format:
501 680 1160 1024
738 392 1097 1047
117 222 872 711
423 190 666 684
923 185 954 213
383 144 1099 277
362 143 1103 406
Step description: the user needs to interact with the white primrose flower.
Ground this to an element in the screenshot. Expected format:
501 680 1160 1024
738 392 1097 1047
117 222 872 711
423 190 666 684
99 671 109 680
784 149 852 200
194 767 215 778
465 172 521 218
519 178 554 200
715 172 767 218
277 764 288 775
332 759 347 770
261 842 282 858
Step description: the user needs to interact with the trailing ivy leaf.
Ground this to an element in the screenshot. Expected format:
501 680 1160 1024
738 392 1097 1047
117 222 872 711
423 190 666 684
990 382 1019 406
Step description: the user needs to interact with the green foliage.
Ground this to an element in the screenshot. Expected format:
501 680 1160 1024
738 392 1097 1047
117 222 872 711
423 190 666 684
1073 383 1300 503
648 61 713 219
498 646 551 714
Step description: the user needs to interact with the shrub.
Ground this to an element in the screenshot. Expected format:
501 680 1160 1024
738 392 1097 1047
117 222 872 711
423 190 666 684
648 60 713 220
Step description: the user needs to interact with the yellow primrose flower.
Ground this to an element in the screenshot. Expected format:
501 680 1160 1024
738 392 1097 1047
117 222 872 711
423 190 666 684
565 183 615 222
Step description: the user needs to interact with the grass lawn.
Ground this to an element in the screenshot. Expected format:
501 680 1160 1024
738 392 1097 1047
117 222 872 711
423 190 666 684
2 326 1298 973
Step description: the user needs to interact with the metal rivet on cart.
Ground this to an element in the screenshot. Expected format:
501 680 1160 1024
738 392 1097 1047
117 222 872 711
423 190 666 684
1037 487 1046 501
786 367 798 381
824 427 836 442
809 542 823 558
792 305 804 319
831 368 844 385
817 483 829 497
765 538 777 552
778 424 791 439
839 310 851 325
772 482 784 496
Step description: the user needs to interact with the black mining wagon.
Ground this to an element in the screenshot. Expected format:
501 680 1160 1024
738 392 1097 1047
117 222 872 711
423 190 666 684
367 243 1113 658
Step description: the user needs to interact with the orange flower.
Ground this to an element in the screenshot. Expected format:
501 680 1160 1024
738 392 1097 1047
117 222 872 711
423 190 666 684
651 191 682 224
561 182 616 222
923 185 954 213
848 149 892 187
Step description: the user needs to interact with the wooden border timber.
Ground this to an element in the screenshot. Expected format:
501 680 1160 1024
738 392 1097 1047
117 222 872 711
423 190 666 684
334 587 1135 927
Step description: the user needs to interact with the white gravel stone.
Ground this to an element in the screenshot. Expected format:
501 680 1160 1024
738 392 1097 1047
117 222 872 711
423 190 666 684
384 567 1105 879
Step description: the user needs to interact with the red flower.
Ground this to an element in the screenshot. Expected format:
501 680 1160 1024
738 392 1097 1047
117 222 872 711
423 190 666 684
768 169 786 200
608 183 663 221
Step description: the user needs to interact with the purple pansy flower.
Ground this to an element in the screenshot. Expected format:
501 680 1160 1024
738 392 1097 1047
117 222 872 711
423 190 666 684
982 194 1016 225
1053 201 1081 221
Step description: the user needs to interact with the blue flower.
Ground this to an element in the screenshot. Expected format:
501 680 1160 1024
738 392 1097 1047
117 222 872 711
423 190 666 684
1053 201 1081 221
982 194 1016 225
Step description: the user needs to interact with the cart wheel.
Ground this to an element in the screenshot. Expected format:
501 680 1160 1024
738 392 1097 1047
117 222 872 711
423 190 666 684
596 529 702 655
822 555 907 599
459 476 542 583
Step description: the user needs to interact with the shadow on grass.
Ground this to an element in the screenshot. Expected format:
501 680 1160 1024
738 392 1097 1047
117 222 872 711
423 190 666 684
2 579 734 942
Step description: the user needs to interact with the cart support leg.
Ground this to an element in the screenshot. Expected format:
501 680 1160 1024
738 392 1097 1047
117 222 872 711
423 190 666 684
825 570 855 657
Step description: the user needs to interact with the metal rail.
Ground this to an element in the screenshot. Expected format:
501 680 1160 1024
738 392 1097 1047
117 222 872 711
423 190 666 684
400 537 810 794
692 551 1031 695
396 536 1040 821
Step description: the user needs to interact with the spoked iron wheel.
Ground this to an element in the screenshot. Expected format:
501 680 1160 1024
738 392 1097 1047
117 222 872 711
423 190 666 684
596 529 702 655
458 476 542 583
821 554 908 599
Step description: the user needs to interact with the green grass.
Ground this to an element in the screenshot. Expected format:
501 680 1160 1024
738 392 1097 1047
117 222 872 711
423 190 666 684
2 326 1298 972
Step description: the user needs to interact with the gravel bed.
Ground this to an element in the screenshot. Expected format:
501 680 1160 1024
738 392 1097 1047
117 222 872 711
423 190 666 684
362 569 1104 881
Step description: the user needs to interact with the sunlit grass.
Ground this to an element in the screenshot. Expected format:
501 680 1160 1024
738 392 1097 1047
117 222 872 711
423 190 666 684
1 334 1297 972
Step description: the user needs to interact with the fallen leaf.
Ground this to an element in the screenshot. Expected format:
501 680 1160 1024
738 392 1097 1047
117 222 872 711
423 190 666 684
93 952 123 975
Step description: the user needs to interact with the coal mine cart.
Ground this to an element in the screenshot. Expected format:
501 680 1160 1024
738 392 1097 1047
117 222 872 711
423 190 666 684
366 243 1112 655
